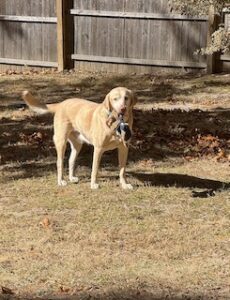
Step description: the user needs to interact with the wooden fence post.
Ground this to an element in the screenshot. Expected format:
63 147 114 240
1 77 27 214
56 0 74 71
207 5 221 74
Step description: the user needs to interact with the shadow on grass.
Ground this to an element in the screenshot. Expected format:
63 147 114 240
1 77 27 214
131 172 230 191
0 73 230 184
1 106 230 183
1 287 223 300
1 107 230 155
0 73 229 109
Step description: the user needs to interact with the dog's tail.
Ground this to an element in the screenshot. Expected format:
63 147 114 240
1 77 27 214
22 91 60 114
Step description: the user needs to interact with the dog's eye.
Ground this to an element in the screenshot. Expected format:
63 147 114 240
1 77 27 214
125 96 129 101
113 97 118 101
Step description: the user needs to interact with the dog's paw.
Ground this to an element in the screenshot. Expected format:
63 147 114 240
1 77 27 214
91 183 100 190
121 183 133 190
69 176 79 184
58 180 67 187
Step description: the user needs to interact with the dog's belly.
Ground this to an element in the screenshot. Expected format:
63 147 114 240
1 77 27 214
73 130 122 149
78 134 91 145
72 130 92 145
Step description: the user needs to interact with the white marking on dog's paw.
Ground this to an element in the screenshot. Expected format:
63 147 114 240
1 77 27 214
91 183 100 190
121 183 133 190
58 180 67 186
69 176 79 183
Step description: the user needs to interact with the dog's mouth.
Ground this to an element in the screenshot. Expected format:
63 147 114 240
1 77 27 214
113 106 127 116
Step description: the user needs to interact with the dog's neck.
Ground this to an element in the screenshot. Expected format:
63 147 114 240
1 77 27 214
105 108 112 117
106 113 119 128
101 106 130 130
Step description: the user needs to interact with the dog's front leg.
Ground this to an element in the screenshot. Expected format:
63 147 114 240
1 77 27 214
91 147 103 189
118 145 133 190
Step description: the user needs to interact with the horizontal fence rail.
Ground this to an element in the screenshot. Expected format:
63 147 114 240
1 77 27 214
220 55 230 62
0 15 57 23
71 54 207 69
0 58 58 68
70 9 208 21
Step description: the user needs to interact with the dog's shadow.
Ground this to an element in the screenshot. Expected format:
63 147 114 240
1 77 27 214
130 172 230 197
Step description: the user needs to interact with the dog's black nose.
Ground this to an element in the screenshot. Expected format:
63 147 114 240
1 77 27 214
120 107 126 114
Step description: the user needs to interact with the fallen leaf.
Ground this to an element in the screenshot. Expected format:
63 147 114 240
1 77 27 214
59 286 70 293
215 150 226 161
1 286 14 295
40 217 50 228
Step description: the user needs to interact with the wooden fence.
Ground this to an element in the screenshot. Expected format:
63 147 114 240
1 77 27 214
71 0 208 73
0 0 57 71
0 0 229 73
220 10 230 72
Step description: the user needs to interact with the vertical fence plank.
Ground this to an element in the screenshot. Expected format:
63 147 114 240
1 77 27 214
207 5 221 73
31 0 43 62
57 0 74 71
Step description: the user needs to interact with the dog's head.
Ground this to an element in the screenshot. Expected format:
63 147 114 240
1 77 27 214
103 87 137 116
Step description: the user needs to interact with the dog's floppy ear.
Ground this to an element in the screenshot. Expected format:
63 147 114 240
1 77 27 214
130 90 138 107
103 92 112 112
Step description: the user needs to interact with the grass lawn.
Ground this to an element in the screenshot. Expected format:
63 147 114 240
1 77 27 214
0 71 230 300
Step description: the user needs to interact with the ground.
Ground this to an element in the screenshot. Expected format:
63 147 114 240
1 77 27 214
0 70 230 300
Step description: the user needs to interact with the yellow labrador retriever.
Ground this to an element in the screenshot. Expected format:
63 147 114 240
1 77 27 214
22 87 137 189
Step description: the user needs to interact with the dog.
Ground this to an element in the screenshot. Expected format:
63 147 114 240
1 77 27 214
22 87 137 189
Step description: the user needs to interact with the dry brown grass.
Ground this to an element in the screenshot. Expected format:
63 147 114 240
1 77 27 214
0 72 230 300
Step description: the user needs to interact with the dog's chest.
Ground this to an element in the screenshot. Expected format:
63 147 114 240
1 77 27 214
101 133 123 150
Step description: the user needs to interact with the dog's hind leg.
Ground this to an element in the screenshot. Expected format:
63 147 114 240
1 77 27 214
68 133 83 183
53 117 70 186
54 134 68 186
